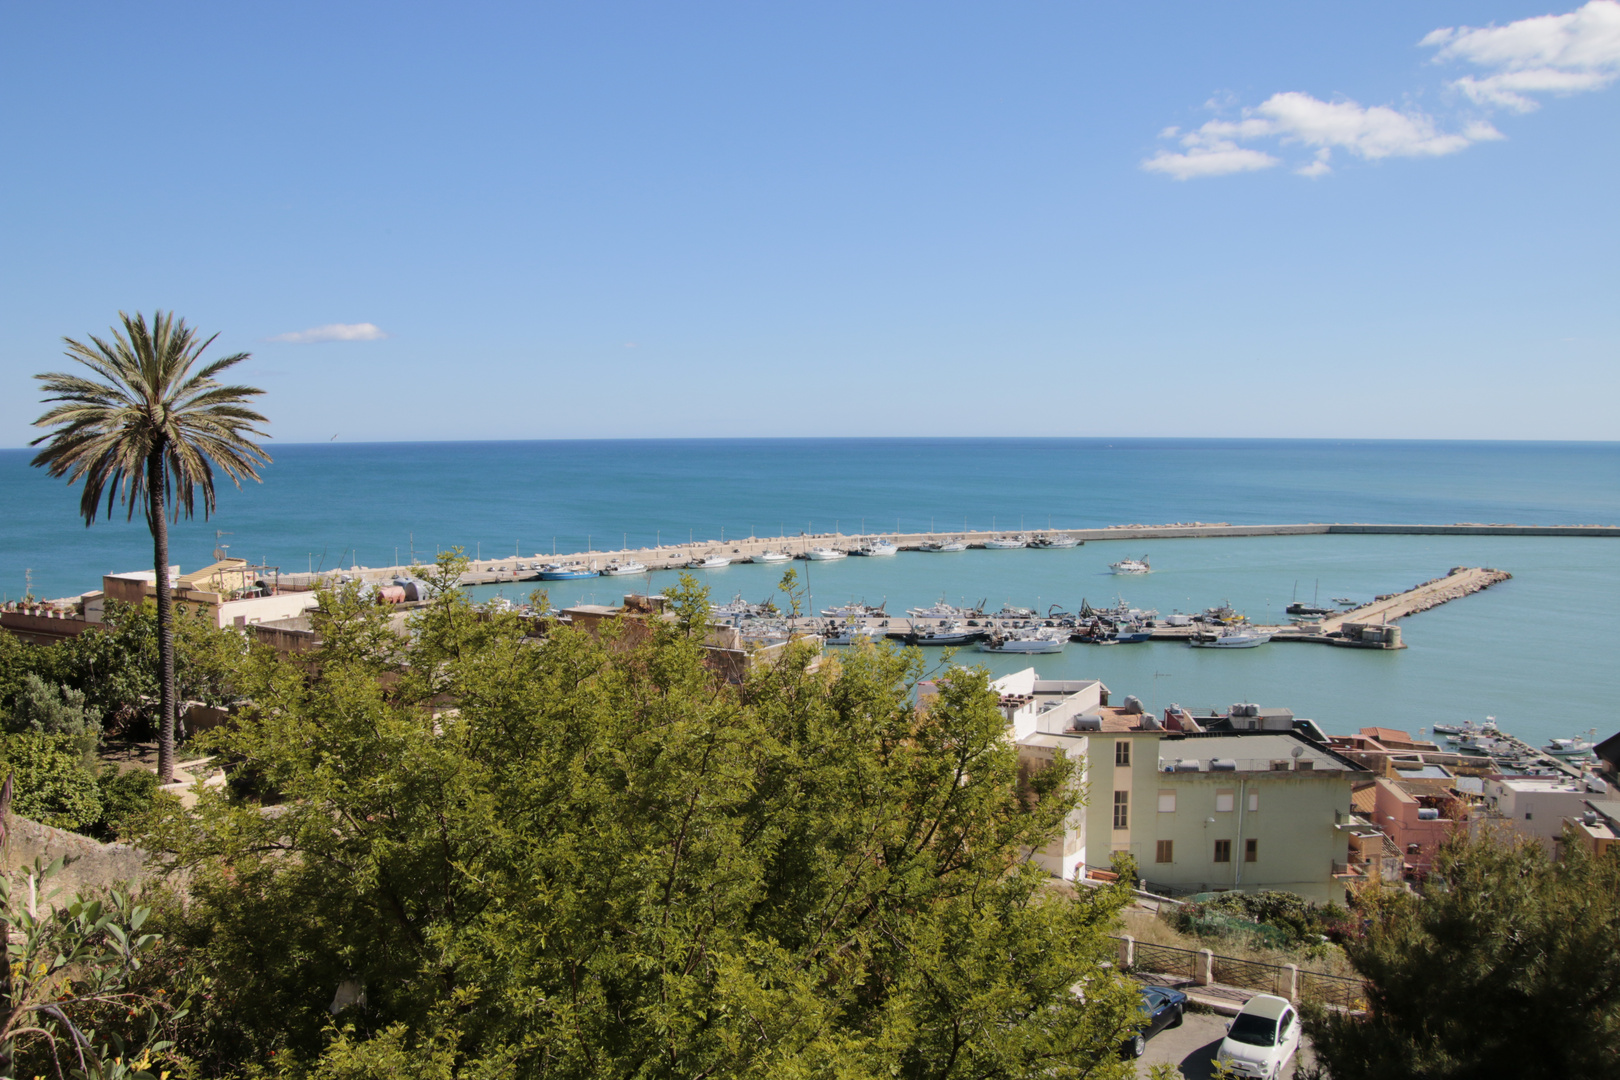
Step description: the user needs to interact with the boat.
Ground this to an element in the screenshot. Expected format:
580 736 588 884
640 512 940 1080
822 623 886 646
1189 627 1272 649
977 627 1067 654
1545 729 1598 758
713 593 775 620
1455 733 1514 756
600 560 647 576
906 597 984 619
983 536 1028 550
538 563 597 580
851 540 898 557
994 603 1037 619
903 620 984 646
1286 601 1335 617
1434 717 1500 737
805 547 847 561
1112 623 1153 644
1029 533 1081 549
1110 556 1151 575
687 554 732 569
1197 603 1246 625
751 550 791 564
821 601 886 618
918 538 968 553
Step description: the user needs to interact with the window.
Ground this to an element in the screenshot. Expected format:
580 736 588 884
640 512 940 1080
1215 790 1235 813
1245 838 1258 862
1113 790 1129 830
1158 791 1177 813
1154 839 1174 863
1115 740 1131 767
1248 792 1259 812
1296 760 1314 771
1271 760 1290 771
1214 839 1232 863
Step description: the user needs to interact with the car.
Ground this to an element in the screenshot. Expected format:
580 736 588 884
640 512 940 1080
1120 985 1187 1058
1214 993 1302 1078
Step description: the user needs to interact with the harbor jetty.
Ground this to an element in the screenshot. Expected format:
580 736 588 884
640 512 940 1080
276 521 1608 591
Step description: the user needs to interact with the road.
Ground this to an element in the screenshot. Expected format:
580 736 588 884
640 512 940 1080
1137 1010 1312 1078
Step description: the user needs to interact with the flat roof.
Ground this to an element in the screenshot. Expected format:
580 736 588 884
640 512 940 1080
1490 775 1592 793
1158 731 1360 773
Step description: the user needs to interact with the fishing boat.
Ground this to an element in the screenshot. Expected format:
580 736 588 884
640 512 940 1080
977 627 1067 654
1112 623 1153 644
903 620 984 646
821 601 886 618
1189 627 1272 649
1455 733 1515 756
1197 603 1246 625
1029 533 1081 549
1434 717 1500 737
851 540 898 556
1110 556 1151 575
538 563 597 580
918 538 968 553
822 623 886 646
805 547 847 561
906 597 984 619
600 560 647 576
751 550 791 564
687 554 732 569
1544 729 1598 758
983 536 1028 550
994 603 1037 619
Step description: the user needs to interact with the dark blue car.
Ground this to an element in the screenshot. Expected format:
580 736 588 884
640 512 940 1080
1122 985 1188 1058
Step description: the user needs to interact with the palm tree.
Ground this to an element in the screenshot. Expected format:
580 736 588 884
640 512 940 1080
30 311 270 783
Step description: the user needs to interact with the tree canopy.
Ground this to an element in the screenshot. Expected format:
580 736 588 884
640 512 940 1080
143 568 1140 1079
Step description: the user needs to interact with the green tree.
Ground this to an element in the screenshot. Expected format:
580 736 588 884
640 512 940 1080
30 311 270 783
1306 828 1620 1080
145 579 1139 1078
6 672 100 743
0 733 103 832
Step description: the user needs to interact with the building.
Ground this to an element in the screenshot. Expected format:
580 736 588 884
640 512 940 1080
1562 799 1620 858
92 560 317 630
997 670 1367 903
1480 773 1613 851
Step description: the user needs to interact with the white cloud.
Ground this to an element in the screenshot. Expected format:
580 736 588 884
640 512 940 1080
1145 2 1619 180
1424 0 1620 110
267 322 389 344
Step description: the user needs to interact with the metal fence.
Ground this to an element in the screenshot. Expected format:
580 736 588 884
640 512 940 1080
1299 969 1369 1012
1130 941 1198 981
1210 953 1287 996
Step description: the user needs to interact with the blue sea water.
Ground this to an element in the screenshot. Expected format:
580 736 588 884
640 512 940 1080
4 438 1619 746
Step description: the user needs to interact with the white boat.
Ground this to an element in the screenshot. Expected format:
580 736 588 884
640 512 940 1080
983 536 1028 550
600 560 647 576
994 603 1037 619
687 554 732 569
977 627 1067 654
1030 534 1080 549
1545 729 1598 758
823 623 886 646
918 539 968 553
805 547 847 561
1110 556 1151 575
851 540 898 557
821 601 886 618
1189 627 1271 649
1455 734 1514 756
906 597 982 619
904 620 983 646
751 550 791 564
1434 717 1500 737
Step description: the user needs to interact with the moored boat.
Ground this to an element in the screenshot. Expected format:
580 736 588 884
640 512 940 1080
538 562 598 580
687 554 732 569
751 550 791 564
903 620 984 646
601 560 647 576
977 627 1067 654
1110 556 1151 575
805 547 847 561
851 540 899 557
1029 533 1081 549
918 538 968 553
983 536 1028 550
821 601 886 618
1189 627 1271 649
822 623 886 646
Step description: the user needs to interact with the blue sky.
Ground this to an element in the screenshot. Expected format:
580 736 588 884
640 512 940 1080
2 1 1616 444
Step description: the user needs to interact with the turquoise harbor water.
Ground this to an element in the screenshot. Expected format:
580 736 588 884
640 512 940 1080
4 438 1620 747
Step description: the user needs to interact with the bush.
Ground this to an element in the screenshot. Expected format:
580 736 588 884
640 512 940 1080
95 765 169 841
0 732 103 832
1168 889 1349 950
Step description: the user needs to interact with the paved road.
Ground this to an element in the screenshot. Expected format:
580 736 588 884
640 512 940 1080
1137 1011 1311 1079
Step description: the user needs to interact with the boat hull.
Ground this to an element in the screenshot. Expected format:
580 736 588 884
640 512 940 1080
539 570 597 580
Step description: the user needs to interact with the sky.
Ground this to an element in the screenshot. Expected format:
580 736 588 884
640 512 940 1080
2 1 1617 444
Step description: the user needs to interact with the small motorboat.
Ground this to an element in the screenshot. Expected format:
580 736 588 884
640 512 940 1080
1110 556 1151 575
1189 627 1271 649
983 536 1028 550
751 550 791 564
1029 533 1081 549
906 597 984 619
822 623 886 646
687 554 732 569
600 560 647 576
538 563 598 580
805 547 847 561
851 540 898 556
1434 717 1500 737
1544 729 1598 758
821 601 886 618
918 539 968 553
1112 623 1153 644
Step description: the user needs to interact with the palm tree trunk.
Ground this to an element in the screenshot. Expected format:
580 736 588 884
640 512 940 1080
148 452 177 785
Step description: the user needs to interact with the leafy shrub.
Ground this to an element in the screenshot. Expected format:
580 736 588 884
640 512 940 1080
0 732 103 832
96 764 172 841
1168 889 1350 950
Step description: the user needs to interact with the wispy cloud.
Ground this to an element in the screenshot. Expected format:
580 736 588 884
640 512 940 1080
267 322 389 344
1145 1 1618 180
1425 0 1620 111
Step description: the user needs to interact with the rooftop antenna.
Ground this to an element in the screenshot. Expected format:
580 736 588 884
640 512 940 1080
213 529 233 561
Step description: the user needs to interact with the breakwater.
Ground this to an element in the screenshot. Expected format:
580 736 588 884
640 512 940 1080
276 522 1614 589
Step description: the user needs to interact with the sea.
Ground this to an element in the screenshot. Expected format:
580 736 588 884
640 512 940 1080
4 438 1619 748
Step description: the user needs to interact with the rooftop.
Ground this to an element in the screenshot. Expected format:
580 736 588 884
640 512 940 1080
1156 731 1361 774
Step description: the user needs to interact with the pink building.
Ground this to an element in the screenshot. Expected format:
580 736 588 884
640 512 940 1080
1371 776 1464 878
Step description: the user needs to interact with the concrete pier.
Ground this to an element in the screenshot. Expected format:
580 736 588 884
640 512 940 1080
276 521 1608 591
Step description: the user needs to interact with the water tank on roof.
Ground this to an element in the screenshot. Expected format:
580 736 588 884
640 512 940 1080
1417 807 1440 821
1072 717 1102 731
1210 758 1237 771
1123 695 1144 714
1174 759 1200 772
